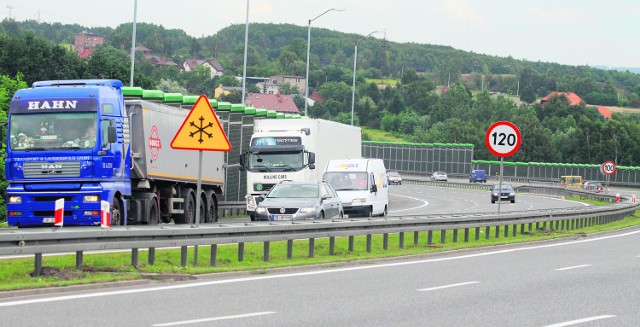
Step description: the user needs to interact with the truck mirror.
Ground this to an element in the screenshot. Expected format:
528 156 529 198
239 153 246 171
308 152 316 165
370 184 378 193
108 126 117 143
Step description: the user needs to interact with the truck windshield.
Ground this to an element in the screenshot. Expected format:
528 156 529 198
9 113 98 151
247 151 303 172
323 172 369 191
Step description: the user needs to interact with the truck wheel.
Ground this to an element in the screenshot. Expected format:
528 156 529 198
367 207 373 217
383 205 388 217
175 189 195 224
146 198 159 225
205 191 218 223
197 193 206 224
111 198 122 226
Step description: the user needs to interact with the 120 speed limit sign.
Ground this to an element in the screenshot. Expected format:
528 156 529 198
485 121 522 157
601 161 616 175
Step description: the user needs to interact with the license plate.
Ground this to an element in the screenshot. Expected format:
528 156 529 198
43 217 54 223
271 214 292 221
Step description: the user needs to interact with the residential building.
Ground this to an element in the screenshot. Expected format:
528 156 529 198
270 75 306 94
74 32 105 57
214 85 244 99
540 92 585 106
181 58 224 78
245 93 299 113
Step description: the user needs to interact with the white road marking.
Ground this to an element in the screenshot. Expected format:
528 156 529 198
417 281 479 292
555 264 592 271
152 311 275 326
388 193 429 212
1 230 639 307
543 315 616 327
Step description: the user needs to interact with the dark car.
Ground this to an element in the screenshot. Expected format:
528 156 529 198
490 183 516 203
585 181 603 192
254 180 344 221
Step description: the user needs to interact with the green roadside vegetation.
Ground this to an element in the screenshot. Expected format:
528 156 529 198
1 201 639 292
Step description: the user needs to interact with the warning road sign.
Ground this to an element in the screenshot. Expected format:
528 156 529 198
171 95 231 151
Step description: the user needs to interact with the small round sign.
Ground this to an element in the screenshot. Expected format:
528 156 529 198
485 121 522 157
601 161 616 175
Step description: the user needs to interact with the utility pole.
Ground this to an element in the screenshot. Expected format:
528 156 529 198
7 5 13 20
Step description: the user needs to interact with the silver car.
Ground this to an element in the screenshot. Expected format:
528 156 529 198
254 181 344 221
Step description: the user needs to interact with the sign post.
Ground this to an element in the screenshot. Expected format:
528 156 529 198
601 161 616 196
171 95 231 265
485 121 522 214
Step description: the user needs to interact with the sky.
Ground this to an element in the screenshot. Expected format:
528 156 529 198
2 0 639 68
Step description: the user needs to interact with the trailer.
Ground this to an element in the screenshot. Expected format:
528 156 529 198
4 80 225 227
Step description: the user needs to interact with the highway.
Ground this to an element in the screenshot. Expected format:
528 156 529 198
1 226 639 326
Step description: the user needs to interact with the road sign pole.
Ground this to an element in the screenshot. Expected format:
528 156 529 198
498 157 503 215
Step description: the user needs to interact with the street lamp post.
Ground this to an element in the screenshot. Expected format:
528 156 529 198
304 8 345 117
351 31 380 126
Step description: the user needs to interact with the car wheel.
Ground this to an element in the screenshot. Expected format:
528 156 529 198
367 207 373 217
320 211 325 220
511 199 515 203
491 199 495 204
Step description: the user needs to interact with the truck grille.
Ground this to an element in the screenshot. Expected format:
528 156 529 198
254 183 276 192
23 161 81 178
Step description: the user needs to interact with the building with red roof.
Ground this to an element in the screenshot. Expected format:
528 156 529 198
540 92 585 106
597 106 612 119
245 93 299 113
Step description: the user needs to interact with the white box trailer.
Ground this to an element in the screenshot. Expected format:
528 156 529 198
240 118 361 220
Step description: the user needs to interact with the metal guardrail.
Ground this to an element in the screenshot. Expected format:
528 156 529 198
0 186 637 276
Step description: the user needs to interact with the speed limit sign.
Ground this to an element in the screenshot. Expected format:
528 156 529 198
601 161 616 175
485 121 522 157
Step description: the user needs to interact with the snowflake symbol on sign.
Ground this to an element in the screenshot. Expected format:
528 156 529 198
189 116 214 143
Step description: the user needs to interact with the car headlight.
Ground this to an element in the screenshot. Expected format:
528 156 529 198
256 207 267 214
299 206 316 213
352 198 367 205
509 192 515 196
83 195 100 203
8 196 21 204
492 192 498 196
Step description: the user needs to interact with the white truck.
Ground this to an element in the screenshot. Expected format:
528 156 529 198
240 118 361 220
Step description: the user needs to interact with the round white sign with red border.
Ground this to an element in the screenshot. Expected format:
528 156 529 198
485 121 522 157
601 161 616 175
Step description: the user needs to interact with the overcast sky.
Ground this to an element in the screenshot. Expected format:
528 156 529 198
2 0 638 68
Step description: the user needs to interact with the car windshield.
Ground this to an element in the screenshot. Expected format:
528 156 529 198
324 172 369 191
388 172 400 177
493 184 513 191
267 184 319 198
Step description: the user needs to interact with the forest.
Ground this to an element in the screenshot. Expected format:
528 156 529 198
0 18 639 167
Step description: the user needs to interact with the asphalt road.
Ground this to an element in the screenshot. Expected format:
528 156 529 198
2 228 639 326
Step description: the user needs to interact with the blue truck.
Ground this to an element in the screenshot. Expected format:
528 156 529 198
4 80 225 227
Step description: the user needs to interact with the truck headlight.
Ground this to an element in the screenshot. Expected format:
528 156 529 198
83 195 100 203
256 207 267 214
8 196 21 204
299 207 315 213
352 198 366 205
247 195 257 207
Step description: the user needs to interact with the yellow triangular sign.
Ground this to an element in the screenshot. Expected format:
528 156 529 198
170 95 231 151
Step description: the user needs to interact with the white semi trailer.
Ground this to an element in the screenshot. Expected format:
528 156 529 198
240 118 361 220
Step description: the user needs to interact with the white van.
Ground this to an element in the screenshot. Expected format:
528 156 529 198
323 159 389 217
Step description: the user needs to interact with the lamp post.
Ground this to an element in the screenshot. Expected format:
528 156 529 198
241 0 250 104
351 31 380 126
304 8 345 116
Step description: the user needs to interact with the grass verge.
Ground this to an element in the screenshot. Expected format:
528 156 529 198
1 208 639 292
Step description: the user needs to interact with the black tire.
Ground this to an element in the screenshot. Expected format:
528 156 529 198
111 197 122 226
339 211 344 219
367 206 373 217
511 199 515 203
319 211 325 220
205 191 218 223
382 205 388 217
175 189 195 224
197 193 206 224
491 199 495 204
146 197 159 225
